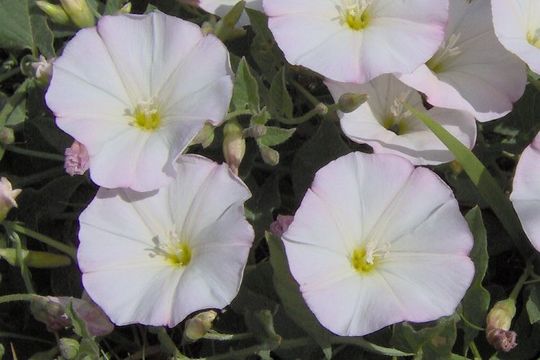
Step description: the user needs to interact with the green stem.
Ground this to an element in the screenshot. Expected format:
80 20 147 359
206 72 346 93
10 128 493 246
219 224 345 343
4 222 77 260
0 67 21 83
291 79 320 107
509 260 533 301
0 79 32 128
459 312 485 331
0 331 54 345
14 167 66 187
329 336 413 357
156 327 181 357
5 145 64 161
469 341 482 360
225 109 254 121
277 103 327 125
0 293 37 304
202 332 252 341
9 231 35 293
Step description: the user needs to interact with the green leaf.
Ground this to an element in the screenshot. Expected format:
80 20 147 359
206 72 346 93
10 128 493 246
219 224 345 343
245 174 281 240
406 104 532 258
104 0 123 14
269 68 293 119
526 285 540 324
0 0 55 57
291 120 349 200
0 92 26 126
258 126 295 147
232 57 260 111
461 207 490 346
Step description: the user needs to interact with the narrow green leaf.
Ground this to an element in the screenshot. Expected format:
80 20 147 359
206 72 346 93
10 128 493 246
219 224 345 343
269 68 293 119
232 57 260 111
461 207 490 346
406 104 532 258
526 285 540 324
258 126 295 147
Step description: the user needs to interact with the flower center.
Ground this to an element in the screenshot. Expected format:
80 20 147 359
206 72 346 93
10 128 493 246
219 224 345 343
132 98 161 131
148 231 192 268
340 0 372 31
382 92 413 135
527 28 540 48
426 33 462 73
350 240 389 274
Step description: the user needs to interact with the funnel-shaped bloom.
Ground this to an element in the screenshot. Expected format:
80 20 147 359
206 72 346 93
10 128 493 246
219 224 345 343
78 155 254 326
283 152 474 336
326 74 476 165
46 11 233 191
264 0 448 83
196 0 263 26
400 0 526 122
492 0 540 74
510 133 540 252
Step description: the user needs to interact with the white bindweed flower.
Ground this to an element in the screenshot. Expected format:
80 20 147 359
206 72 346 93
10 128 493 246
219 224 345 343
78 155 254 326
195 0 263 26
326 74 476 165
264 0 448 83
492 0 540 74
399 0 526 122
510 132 540 252
46 11 233 191
282 152 474 336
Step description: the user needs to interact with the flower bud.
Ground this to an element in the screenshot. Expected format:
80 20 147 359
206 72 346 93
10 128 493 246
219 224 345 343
36 1 70 25
0 127 15 146
58 338 80 359
191 123 215 148
60 0 95 28
0 248 71 268
31 55 54 85
0 177 21 222
118 2 132 14
30 295 71 332
259 144 279 166
269 215 294 237
338 93 368 113
184 310 218 341
223 120 245 175
64 141 90 176
243 124 267 139
486 299 517 352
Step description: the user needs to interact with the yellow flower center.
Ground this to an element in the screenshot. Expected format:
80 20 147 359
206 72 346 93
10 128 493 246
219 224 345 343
148 231 192 268
350 240 389 274
426 33 462 73
132 98 161 131
341 0 372 31
527 28 540 48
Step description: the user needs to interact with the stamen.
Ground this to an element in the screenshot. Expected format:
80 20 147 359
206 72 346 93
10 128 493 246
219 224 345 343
130 97 161 131
350 240 390 274
527 28 540 48
147 231 192 267
426 33 462 73
383 92 413 135
340 0 372 31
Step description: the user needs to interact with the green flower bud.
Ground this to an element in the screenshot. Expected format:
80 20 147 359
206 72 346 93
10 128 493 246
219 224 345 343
60 0 95 28
36 1 70 25
184 310 218 341
118 2 132 14
0 248 71 268
486 299 517 352
59 338 80 359
223 120 245 175
191 123 215 148
0 127 15 146
338 93 368 113
259 143 279 166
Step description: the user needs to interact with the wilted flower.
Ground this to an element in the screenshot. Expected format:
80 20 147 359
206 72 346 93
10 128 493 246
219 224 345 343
269 215 293 238
64 141 90 176
399 0 526 122
282 152 474 336
184 310 218 341
0 177 21 222
78 155 254 326
485 299 517 352
492 0 540 74
32 55 54 84
326 74 476 165
264 0 448 83
510 132 540 252
46 11 233 191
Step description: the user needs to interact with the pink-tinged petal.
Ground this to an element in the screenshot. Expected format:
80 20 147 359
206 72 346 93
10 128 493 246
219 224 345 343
265 0 447 83
78 155 254 326
379 254 474 322
400 0 527 122
492 0 540 74
283 152 474 336
326 75 476 165
511 133 540 252
198 0 264 26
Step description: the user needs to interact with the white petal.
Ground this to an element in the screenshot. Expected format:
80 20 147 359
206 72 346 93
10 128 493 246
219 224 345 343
198 0 264 26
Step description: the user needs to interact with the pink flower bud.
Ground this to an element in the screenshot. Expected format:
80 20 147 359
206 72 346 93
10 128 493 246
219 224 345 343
64 141 89 176
270 215 294 237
